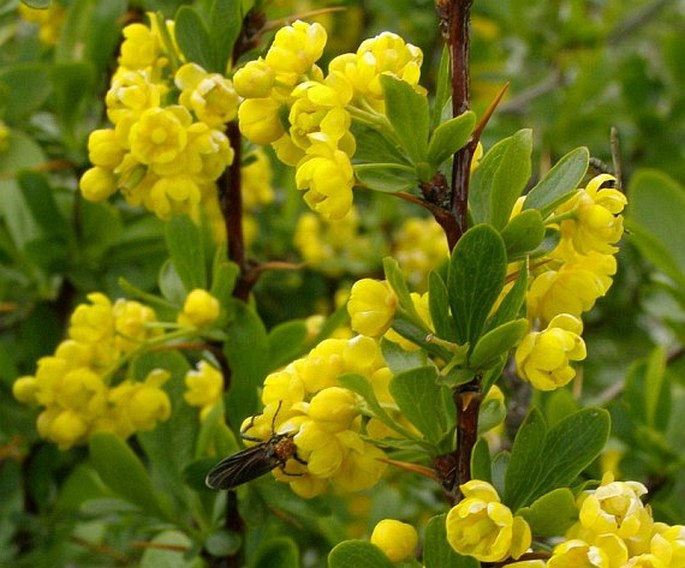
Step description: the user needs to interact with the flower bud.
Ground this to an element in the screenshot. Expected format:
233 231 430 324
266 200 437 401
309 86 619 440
178 289 220 328
370 519 418 563
347 279 397 337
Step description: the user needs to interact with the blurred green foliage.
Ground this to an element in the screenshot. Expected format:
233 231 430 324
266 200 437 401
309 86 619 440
0 0 684 566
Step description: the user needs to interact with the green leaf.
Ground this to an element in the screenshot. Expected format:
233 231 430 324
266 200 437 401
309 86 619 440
627 170 685 289
16 171 69 239
351 122 409 165
339 373 420 442
223 300 269 427
380 75 430 164
470 129 533 229
431 46 451 129
523 147 589 217
328 540 395 568
354 163 417 193
0 62 51 121
488 260 527 330
644 346 667 429
158 259 188 305
175 6 214 70
503 408 548 510
427 111 476 169
254 537 299 568
50 61 96 138
210 253 239 305
518 488 578 538
471 438 492 483
380 337 427 375
428 271 458 342
500 208 546 260
478 397 507 436
447 225 507 346
21 0 51 7
209 0 241 73
139 531 198 568
89 433 167 519
390 366 448 444
268 320 308 370
424 514 479 568
165 215 207 292
504 408 610 511
469 319 528 370
383 257 419 319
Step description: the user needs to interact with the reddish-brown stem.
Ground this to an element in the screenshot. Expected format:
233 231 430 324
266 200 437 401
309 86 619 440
434 0 482 501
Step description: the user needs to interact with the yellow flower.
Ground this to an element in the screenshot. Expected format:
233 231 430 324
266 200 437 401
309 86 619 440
370 519 418 563
347 279 398 337
238 98 286 145
650 523 685 567
329 31 423 110
308 387 359 433
393 217 449 290
233 58 275 98
296 144 355 220
129 106 192 165
13 376 39 404
147 175 202 219
79 167 119 202
445 480 532 562
241 149 275 209
264 21 327 77
175 63 240 128
105 70 164 125
178 289 220 328
110 370 171 433
527 251 616 325
577 473 652 541
515 314 586 391
118 22 160 70
38 409 89 450
547 537 628 568
558 174 627 255
87 129 125 168
184 361 224 419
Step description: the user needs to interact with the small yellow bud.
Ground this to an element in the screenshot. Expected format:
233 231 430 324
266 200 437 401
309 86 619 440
370 519 418 563
13 376 39 404
178 289 220 328
79 167 118 202
233 59 275 98
347 279 397 337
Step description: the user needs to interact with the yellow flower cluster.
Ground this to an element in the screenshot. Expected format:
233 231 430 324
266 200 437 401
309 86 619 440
445 480 532 563
514 174 627 391
393 216 450 291
240 335 391 498
527 174 627 326
80 16 238 220
548 474 685 567
18 2 66 45
12 293 170 449
293 207 379 274
235 20 424 219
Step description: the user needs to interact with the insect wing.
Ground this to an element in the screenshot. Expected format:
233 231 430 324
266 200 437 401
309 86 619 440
205 443 278 489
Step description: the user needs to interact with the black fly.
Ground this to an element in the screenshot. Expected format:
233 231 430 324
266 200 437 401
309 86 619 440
205 403 304 490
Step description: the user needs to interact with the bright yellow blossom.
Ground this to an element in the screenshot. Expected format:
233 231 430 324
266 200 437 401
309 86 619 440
347 279 398 337
175 63 240 128
184 361 224 420
178 289 220 328
370 519 419 563
515 314 586 391
296 144 355 219
558 174 627 255
445 480 532 562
